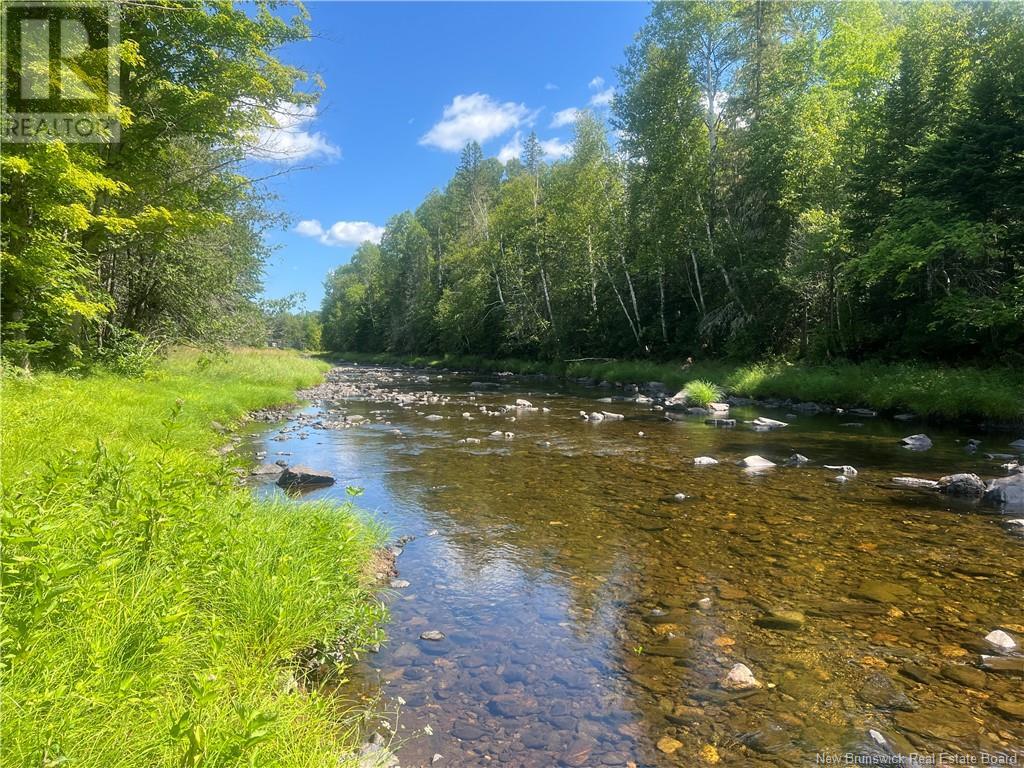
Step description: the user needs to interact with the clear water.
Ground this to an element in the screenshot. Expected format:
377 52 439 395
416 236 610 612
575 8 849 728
253 365 1023 767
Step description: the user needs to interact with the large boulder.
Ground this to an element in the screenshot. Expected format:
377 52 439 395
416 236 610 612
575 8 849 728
936 473 986 497
983 473 1024 508
277 465 335 490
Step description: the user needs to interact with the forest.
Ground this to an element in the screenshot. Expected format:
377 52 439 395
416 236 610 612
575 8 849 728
0 1 317 371
321 1 1023 365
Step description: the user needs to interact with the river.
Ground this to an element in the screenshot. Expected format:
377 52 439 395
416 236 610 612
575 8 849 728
252 364 1023 767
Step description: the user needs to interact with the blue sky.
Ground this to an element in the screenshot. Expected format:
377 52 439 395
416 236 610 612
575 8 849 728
250 2 650 310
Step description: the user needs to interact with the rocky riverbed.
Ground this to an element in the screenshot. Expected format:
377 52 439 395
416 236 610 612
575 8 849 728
251 364 1024 768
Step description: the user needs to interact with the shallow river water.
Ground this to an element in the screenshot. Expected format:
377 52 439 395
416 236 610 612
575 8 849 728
253 364 1023 767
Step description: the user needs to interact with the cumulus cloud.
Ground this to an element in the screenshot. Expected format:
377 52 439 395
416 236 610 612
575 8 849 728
495 132 570 164
540 137 572 161
294 219 385 247
248 102 339 164
550 107 580 128
589 87 614 108
419 93 532 151
544 82 559 91
497 132 523 164
588 76 605 90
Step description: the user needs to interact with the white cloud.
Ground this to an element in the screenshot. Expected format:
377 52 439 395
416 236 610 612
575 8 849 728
589 87 614 108
588 76 605 90
495 132 570 163
544 82 559 91
248 102 339 164
294 219 385 247
550 107 580 128
419 93 532 152
540 137 571 161
497 132 523 164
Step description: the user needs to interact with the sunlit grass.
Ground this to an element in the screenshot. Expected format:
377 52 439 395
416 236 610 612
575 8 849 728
1 348 387 768
681 380 725 408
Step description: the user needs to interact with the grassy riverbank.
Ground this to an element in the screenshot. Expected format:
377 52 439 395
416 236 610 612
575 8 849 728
332 352 1023 422
1 349 386 768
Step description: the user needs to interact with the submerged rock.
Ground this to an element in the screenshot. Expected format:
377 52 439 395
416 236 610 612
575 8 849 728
694 456 719 465
755 609 806 630
785 453 811 466
276 465 335 490
858 672 916 711
656 736 683 754
420 630 446 641
851 579 911 603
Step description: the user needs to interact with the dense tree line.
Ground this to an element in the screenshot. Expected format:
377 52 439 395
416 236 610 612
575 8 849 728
1 1 315 369
322 1 1023 364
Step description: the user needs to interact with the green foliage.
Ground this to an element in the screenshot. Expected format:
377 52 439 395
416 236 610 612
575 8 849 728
319 1 1023 371
682 380 725 408
1 1 317 369
1 349 386 767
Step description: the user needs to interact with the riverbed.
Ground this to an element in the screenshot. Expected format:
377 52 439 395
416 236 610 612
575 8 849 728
252 364 1023 767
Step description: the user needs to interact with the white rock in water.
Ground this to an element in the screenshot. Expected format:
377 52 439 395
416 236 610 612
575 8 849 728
694 456 719 465
833 475 850 484
751 416 788 429
516 399 533 408
740 455 776 469
503 432 515 439
722 663 761 691
637 431 645 437
462 412 473 419
901 434 933 450
588 412 605 422
869 730 887 747
673 493 688 502
489 431 504 438
696 597 712 610
425 414 443 421
825 464 858 477
984 629 1018 651
601 411 625 420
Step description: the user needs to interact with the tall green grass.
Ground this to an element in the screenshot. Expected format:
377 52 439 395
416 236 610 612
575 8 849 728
1 348 387 768
329 351 1022 421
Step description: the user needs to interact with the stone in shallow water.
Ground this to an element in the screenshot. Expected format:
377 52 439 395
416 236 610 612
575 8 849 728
276 465 335 490
940 663 986 689
657 736 683 754
901 434 933 450
937 472 985 497
984 629 1018 651
694 456 719 465
755 609 806 631
858 672 916 711
419 630 445 641
740 455 776 469
721 663 761 691
851 579 911 603
389 579 410 589
980 655 1024 673
992 700 1024 721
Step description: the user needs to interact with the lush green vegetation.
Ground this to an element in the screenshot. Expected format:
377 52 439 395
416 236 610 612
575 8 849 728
1 349 386 768
322 2 1022 371
1 2 320 370
332 351 1023 421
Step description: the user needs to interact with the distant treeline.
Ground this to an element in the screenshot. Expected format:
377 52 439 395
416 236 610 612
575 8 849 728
1 2 316 370
322 1 1023 364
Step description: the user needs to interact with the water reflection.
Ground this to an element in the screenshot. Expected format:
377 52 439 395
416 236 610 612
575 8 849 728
254 365 1023 767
